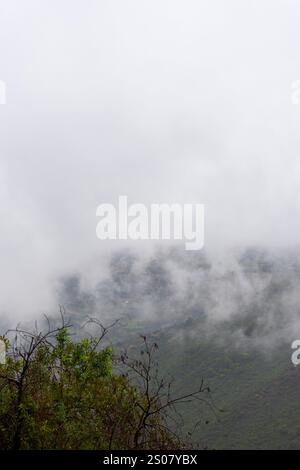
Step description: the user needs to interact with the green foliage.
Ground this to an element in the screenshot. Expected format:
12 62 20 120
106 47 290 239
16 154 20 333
0 324 179 450
53 328 113 381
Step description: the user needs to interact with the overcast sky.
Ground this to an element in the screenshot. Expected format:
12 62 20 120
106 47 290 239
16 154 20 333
0 0 300 318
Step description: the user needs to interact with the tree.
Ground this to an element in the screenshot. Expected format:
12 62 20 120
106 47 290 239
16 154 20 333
0 312 211 449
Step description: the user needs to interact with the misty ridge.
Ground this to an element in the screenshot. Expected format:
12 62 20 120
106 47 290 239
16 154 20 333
1 0 300 452
55 246 300 351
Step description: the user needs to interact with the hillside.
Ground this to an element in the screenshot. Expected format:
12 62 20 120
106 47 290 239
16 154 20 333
152 320 300 449
57 247 300 449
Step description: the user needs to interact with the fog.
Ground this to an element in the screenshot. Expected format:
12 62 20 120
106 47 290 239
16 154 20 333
0 1 300 324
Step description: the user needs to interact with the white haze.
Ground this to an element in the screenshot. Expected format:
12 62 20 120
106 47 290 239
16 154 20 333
0 1 300 323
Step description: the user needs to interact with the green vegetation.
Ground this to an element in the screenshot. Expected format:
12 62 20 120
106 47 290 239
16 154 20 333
0 317 209 450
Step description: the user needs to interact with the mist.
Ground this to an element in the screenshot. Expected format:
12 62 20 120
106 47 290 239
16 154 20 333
0 0 300 328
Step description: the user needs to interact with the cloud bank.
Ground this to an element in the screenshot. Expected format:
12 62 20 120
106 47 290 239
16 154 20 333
0 1 300 319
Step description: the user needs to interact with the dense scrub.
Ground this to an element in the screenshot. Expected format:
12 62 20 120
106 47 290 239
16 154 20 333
0 317 208 450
